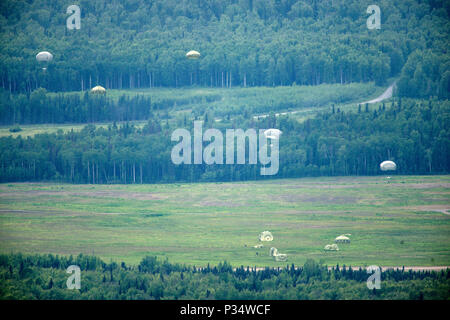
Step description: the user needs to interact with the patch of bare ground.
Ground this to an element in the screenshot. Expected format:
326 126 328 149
283 184 365 189
0 190 167 200
390 183 450 189
271 194 359 204
0 209 126 216
401 205 450 215
423 191 450 195
264 222 348 229
198 201 243 207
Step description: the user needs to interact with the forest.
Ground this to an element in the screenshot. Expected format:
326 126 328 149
0 0 448 99
0 97 448 183
0 253 448 300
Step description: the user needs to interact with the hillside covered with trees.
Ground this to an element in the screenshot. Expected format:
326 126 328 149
0 98 448 183
1 253 449 299
0 0 449 99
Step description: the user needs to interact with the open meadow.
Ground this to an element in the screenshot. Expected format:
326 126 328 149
0 82 385 137
0 175 449 267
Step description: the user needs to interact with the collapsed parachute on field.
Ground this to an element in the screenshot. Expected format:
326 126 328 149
90 85 106 94
270 247 287 261
334 235 350 243
324 244 339 251
259 231 273 242
186 50 200 59
380 160 397 171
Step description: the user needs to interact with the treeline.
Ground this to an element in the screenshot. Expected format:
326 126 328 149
0 88 221 125
0 83 377 125
0 253 449 300
0 98 448 183
0 0 449 98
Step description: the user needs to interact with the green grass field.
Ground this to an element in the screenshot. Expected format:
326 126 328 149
0 82 386 138
0 175 449 267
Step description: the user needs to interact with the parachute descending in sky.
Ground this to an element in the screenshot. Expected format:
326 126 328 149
380 160 397 171
186 50 200 59
36 51 53 71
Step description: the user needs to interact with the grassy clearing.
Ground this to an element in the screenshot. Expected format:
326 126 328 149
0 121 148 138
0 82 383 137
0 175 448 267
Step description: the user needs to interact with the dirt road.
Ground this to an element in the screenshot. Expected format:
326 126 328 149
249 82 397 121
359 82 396 105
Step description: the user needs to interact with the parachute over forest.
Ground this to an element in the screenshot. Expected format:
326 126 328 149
36 51 53 62
36 51 53 71
90 86 106 94
264 129 282 140
186 50 200 59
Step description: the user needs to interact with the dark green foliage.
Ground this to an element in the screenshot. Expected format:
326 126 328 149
0 98 448 183
0 89 157 125
8 125 21 132
0 253 448 300
0 0 448 99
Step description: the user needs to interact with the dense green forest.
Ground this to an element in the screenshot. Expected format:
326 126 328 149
0 83 379 125
0 0 449 99
0 253 448 299
0 97 448 183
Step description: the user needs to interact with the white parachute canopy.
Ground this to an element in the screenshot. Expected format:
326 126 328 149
90 85 106 94
186 50 200 59
270 247 287 261
36 51 53 62
334 235 350 243
264 128 282 140
380 160 397 171
259 231 273 242
324 244 339 251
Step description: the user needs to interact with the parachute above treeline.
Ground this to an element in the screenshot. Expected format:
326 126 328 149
380 160 397 171
186 50 200 59
90 85 106 94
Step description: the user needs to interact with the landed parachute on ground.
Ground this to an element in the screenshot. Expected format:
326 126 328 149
380 160 397 171
269 247 287 262
324 244 339 251
264 128 282 140
186 50 200 59
259 231 273 242
335 235 351 243
90 85 106 94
